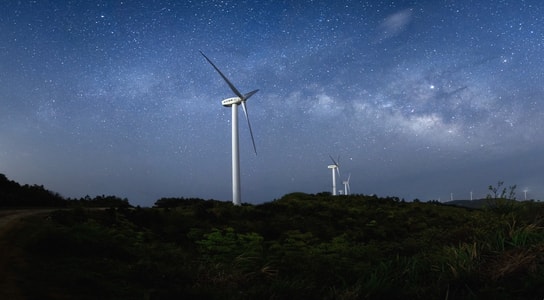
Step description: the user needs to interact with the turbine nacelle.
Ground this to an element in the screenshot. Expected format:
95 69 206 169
222 97 243 107
328 155 341 177
222 89 259 107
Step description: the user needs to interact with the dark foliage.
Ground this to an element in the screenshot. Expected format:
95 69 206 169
0 173 66 207
2 175 544 299
2 191 544 299
70 194 132 208
0 173 131 208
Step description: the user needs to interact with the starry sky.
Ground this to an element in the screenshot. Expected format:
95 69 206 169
1 0 543 206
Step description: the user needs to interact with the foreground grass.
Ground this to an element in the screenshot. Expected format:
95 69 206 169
2 195 544 299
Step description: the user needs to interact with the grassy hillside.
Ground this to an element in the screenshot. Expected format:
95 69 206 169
2 192 544 299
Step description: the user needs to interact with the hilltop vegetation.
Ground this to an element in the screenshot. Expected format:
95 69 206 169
1 174 544 299
0 173 130 208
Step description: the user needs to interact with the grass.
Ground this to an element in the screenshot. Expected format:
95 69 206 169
2 197 544 299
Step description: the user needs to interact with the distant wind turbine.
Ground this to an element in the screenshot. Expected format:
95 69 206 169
200 51 259 206
343 173 351 195
328 155 340 196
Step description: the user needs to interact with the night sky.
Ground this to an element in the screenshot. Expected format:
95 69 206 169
1 1 543 206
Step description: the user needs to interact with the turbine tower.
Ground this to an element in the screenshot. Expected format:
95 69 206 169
343 173 351 195
328 155 340 195
200 51 258 206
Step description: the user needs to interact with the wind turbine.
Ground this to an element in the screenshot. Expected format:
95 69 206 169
328 155 340 196
343 173 351 195
200 51 258 206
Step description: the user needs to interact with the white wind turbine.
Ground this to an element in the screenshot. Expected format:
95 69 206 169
200 51 258 206
328 155 340 196
343 173 351 195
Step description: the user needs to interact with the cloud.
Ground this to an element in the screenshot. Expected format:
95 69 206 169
307 92 344 117
376 8 413 41
394 112 461 141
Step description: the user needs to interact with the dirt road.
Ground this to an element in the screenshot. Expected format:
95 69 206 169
0 209 55 231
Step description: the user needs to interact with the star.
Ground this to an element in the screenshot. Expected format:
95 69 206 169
0 0 543 206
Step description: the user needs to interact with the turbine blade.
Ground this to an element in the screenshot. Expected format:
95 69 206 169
244 89 259 100
241 101 257 155
347 173 351 182
329 155 339 166
200 51 244 99
335 156 341 177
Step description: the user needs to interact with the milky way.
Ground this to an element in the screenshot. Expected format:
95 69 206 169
1 1 543 205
